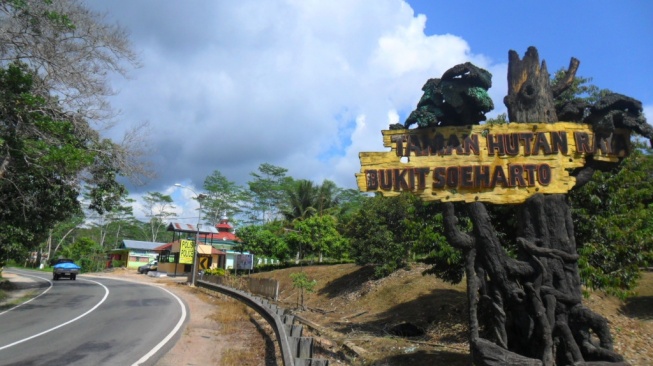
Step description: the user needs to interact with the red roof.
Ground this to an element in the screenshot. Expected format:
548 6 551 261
153 242 173 251
152 240 226 255
208 217 240 242
216 217 233 230
208 231 240 242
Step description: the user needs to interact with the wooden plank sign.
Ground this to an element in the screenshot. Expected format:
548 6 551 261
356 122 629 204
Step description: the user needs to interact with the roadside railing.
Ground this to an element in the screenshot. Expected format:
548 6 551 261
198 276 329 366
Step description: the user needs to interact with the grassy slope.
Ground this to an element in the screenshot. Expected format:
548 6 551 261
252 264 653 366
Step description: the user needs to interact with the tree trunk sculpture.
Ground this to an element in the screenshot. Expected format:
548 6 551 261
443 47 630 366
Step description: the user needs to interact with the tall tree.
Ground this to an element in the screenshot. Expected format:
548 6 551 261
281 179 342 222
332 188 368 225
281 179 316 221
345 193 418 278
43 214 84 265
142 192 176 242
247 163 291 224
0 64 86 257
0 0 149 261
203 170 246 225
0 0 150 183
315 179 340 215
237 221 291 261
82 187 137 247
293 214 346 262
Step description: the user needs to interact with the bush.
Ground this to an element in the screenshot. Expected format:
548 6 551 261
204 268 227 276
111 260 125 268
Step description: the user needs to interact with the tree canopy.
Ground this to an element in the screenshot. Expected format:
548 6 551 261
0 0 146 263
570 143 653 297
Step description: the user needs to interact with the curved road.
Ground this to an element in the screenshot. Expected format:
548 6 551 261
0 269 188 366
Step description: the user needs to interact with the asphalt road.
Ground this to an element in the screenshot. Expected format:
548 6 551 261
0 269 188 366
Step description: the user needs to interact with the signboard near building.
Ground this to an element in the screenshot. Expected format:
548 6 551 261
179 239 195 264
236 254 254 270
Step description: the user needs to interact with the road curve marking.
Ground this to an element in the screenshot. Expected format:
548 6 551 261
0 271 53 316
82 275 189 366
130 284 187 366
81 275 189 366
0 278 109 351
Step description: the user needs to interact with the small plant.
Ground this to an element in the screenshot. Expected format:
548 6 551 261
204 268 227 276
290 271 317 310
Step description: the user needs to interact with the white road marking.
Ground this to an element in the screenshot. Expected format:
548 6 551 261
0 277 109 351
0 272 53 316
1 272 188 365
83 275 189 366
131 285 187 366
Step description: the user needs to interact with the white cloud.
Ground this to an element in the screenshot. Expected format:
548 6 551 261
88 0 506 198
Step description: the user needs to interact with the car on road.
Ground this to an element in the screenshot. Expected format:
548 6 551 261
138 260 158 274
52 259 81 280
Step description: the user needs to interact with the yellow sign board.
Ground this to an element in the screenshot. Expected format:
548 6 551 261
198 256 209 270
179 239 195 264
356 122 629 204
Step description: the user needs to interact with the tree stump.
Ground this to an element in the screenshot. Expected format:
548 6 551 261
443 47 628 366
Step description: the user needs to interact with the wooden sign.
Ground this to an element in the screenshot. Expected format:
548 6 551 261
356 122 629 204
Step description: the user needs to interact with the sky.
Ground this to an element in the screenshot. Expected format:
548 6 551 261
83 0 653 224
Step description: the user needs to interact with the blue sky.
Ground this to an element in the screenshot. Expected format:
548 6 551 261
83 0 653 222
410 1 653 105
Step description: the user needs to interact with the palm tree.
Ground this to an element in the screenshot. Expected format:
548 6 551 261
282 179 317 221
281 179 344 263
316 179 340 215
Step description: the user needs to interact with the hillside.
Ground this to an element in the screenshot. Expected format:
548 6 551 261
252 264 653 366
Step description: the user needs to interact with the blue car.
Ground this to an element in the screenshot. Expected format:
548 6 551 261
52 259 81 280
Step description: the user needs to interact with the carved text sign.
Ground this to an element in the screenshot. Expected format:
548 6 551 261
356 122 629 204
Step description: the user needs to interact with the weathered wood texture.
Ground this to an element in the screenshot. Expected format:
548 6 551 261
356 123 628 204
444 47 627 366
504 47 558 123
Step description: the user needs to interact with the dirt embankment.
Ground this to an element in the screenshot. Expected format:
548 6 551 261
251 264 653 366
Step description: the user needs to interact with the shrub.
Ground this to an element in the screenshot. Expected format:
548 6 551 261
111 260 125 268
204 268 227 277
